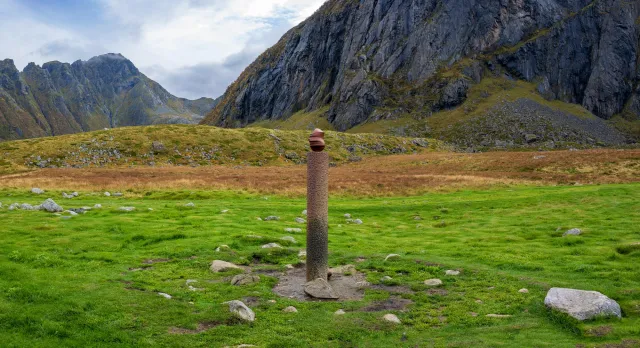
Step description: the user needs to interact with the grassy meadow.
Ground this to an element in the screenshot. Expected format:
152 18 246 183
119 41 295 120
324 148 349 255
0 184 639 347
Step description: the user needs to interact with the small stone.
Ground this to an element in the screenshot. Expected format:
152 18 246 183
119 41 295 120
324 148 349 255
329 265 356 274
519 289 529 294
225 300 255 322
148 208 153 211
285 228 303 233
113 192 123 197
261 243 282 249
384 254 401 261
94 204 102 209
352 219 363 225
344 214 352 219
72 192 79 197
104 192 111 197
424 279 443 287
283 306 298 313
281 236 297 243
186 279 198 285
20 203 35 210
563 228 582 236
158 293 172 299
31 188 45 195
41 199 63 213
445 270 460 276
285 264 295 270
334 309 346 315
188 286 203 292
298 250 307 258
119 207 135 212
295 217 306 224
304 278 339 299
544 288 622 320
301 210 307 216
256 217 263 221
268 300 276 304
216 245 231 252
381 276 393 282
67 211 78 216
383 314 401 324
185 202 195 208
264 216 280 221
221 209 229 213
231 274 260 286
486 314 512 318
210 260 242 272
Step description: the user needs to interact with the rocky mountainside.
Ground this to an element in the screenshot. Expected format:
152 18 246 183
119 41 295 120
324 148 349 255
203 0 640 147
0 54 218 140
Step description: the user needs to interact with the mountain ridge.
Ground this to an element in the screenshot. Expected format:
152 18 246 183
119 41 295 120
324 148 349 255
202 0 640 147
0 53 219 140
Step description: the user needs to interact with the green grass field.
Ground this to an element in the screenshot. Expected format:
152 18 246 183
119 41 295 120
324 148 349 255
0 184 639 347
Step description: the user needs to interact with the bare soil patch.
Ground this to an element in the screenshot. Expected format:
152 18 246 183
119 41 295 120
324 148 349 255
273 267 367 301
360 297 414 312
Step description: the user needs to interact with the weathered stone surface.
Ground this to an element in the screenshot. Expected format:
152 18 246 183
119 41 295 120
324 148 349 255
544 288 622 320
424 279 443 287
519 289 529 294
281 236 297 244
283 306 298 313
104 192 111 197
231 274 260 286
210 260 242 273
334 309 346 315
158 293 172 299
31 188 44 195
285 228 303 233
382 314 401 324
445 270 461 276
94 204 102 209
564 228 582 236
295 217 306 224
41 199 63 213
261 243 283 249
119 207 135 212
304 278 339 299
185 202 195 208
225 300 255 322
264 216 280 221
216 245 231 252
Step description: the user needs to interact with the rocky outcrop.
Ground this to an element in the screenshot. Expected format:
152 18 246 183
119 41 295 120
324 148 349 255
0 54 218 140
203 0 639 141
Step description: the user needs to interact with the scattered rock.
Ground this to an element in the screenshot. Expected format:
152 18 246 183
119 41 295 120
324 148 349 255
445 270 460 276
298 250 307 258
344 214 352 219
544 288 622 320
221 209 229 213
158 293 172 299
31 188 45 195
119 207 135 212
113 192 123 197
20 203 35 210
264 216 280 221
383 314 401 324
225 300 255 322
519 289 529 294
152 141 166 153
185 202 195 208
285 228 303 233
231 274 260 286
285 264 295 269
283 306 298 313
62 192 74 199
352 219 363 225
329 265 356 274
186 279 198 285
384 254 401 261
280 236 297 244
41 199 63 213
381 276 393 282
301 210 307 216
334 309 346 315
304 278 339 299
215 245 231 252
94 204 102 209
424 279 443 287
210 260 242 273
67 210 78 216
261 243 283 249
104 192 111 197
486 314 512 318
563 228 582 236
295 217 306 224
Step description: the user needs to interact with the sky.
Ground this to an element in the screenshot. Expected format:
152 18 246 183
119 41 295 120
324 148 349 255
0 0 326 99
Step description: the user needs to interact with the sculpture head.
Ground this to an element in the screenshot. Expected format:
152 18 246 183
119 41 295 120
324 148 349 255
309 128 325 152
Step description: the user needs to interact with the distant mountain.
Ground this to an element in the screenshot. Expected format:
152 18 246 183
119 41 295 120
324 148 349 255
203 0 639 147
0 53 219 140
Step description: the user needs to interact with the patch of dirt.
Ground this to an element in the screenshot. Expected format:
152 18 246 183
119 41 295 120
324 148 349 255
360 296 414 312
427 288 449 296
168 322 222 335
585 326 613 337
273 267 367 301
143 258 171 264
415 260 442 267
242 296 261 307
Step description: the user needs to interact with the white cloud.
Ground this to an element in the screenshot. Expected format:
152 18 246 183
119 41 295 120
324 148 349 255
0 0 327 98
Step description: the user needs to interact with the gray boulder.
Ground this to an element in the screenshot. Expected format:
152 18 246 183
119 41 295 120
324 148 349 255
20 203 35 210
544 288 622 320
41 199 63 213
210 260 242 272
231 274 260 286
264 216 280 221
104 192 111 197
225 300 255 322
304 278 339 299
563 228 582 236
295 217 306 224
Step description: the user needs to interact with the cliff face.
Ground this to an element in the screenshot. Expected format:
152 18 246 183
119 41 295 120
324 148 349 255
203 0 639 143
0 54 218 140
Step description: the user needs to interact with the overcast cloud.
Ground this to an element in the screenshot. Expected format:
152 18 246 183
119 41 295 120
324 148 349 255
0 0 326 99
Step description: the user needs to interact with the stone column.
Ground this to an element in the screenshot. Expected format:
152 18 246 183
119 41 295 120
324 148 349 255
306 129 329 282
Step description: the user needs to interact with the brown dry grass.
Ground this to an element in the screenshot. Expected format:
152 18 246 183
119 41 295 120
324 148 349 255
1 149 638 196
